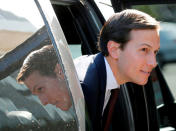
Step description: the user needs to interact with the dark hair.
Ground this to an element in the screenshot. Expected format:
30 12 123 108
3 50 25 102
17 45 58 83
98 9 160 56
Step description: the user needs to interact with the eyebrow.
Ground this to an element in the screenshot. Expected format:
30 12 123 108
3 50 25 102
140 43 152 48
140 43 160 52
31 84 38 93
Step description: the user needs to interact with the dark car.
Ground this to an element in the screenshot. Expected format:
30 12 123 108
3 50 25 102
0 0 176 131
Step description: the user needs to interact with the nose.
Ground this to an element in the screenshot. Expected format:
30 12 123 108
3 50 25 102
147 54 157 68
38 95 49 105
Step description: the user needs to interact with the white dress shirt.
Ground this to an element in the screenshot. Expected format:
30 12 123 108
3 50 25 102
102 57 120 115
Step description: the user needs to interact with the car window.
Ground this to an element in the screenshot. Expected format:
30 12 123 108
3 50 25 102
149 67 176 130
50 4 82 59
52 1 102 59
0 0 79 130
0 0 43 56
36 0 87 130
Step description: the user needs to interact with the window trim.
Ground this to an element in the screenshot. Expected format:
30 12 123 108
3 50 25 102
35 0 85 130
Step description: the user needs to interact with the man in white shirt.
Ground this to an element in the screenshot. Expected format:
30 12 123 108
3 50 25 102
74 9 160 131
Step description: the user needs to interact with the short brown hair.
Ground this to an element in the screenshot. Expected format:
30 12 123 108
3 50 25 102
98 9 160 56
17 45 58 83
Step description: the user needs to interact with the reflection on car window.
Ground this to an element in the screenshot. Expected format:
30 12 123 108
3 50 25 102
17 45 73 111
0 1 78 130
133 4 176 100
0 44 78 130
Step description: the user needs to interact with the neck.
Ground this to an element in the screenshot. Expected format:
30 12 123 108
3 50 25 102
105 56 126 85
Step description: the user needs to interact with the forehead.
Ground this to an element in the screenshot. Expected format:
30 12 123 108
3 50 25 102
127 29 160 48
130 29 159 38
24 71 44 88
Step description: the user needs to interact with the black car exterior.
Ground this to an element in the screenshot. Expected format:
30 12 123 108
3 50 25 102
0 0 176 131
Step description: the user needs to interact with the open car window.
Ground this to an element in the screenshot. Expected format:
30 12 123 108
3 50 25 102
0 0 84 130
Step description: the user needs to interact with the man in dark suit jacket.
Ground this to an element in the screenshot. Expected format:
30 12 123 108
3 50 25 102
74 9 160 131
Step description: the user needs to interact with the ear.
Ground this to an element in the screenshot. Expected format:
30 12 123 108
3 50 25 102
54 64 63 76
107 40 121 59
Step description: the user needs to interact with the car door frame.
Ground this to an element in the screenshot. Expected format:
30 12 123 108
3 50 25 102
34 0 86 130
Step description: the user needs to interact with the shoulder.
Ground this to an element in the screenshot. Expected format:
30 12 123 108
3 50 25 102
74 53 104 69
74 54 97 66
74 53 99 80
74 52 106 90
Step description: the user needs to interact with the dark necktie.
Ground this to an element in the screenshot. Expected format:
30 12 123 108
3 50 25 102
103 88 120 131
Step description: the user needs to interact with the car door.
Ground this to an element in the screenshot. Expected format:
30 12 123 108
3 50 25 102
0 0 85 130
110 0 176 130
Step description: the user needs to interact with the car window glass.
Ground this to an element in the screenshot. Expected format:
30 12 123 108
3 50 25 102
0 0 78 130
133 4 176 100
150 70 164 106
51 4 82 59
52 2 103 58
150 68 176 130
0 0 44 57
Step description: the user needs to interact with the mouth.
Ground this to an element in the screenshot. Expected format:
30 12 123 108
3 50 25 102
52 101 59 106
140 70 151 75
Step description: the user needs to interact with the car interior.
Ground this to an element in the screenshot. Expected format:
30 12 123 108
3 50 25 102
52 2 101 56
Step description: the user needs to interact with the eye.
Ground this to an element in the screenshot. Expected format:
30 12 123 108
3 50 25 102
141 48 149 53
36 87 44 93
154 50 159 55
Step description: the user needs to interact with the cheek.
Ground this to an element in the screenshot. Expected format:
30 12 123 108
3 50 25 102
119 51 135 67
42 90 52 100
60 89 71 104
50 86 68 100
43 85 58 100
120 52 143 74
128 56 144 73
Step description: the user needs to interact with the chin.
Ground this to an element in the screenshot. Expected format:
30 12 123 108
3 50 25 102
136 79 148 85
57 105 70 111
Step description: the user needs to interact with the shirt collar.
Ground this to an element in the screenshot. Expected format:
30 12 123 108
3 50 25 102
104 57 119 90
